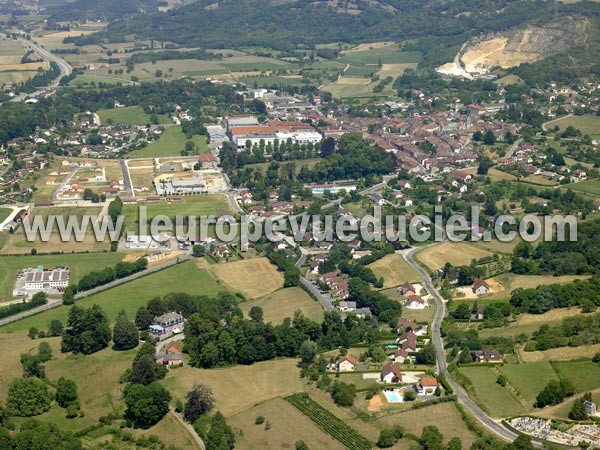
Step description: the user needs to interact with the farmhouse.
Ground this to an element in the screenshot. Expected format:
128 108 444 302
149 312 185 339
20 266 70 291
472 278 490 295
380 362 403 384
399 282 416 296
415 377 439 395
155 341 184 367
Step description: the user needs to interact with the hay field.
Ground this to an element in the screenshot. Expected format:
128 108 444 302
494 273 590 292
209 257 283 298
373 402 480 448
479 307 583 339
161 359 303 417
229 397 345 450
417 242 493 270
239 287 324 324
519 343 600 363
367 253 419 288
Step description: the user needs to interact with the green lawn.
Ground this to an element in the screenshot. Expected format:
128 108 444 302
457 366 527 418
128 126 208 158
500 362 558 408
0 253 125 302
0 207 12 223
68 74 130 87
339 47 422 66
551 360 600 393
122 194 231 232
559 178 600 196
0 260 225 332
97 106 170 126
552 114 600 136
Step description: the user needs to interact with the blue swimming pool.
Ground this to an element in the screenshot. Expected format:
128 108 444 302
383 390 403 403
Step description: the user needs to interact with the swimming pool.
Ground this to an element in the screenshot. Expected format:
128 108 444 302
383 390 403 403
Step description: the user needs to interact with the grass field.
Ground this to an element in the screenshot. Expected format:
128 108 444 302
0 260 224 332
229 397 345 450
551 360 600 392
339 44 421 66
367 253 419 288
1 206 111 254
417 242 493 271
0 207 12 223
128 126 208 158
500 362 558 408
559 178 600 196
478 307 583 339
239 287 324 324
162 359 303 417
209 257 283 298
520 343 600 363
0 252 124 302
97 106 169 126
552 114 600 136
372 401 480 449
494 273 589 292
122 194 231 232
457 366 526 418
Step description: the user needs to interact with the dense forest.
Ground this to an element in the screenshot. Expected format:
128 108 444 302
46 0 160 21
72 0 557 58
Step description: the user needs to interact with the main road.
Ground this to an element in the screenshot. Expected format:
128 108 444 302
10 36 73 103
403 245 523 443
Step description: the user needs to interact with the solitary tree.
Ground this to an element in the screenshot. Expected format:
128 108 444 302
184 384 215 423
125 382 171 427
113 311 139 350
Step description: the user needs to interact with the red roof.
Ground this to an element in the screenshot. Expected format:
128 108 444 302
199 154 217 162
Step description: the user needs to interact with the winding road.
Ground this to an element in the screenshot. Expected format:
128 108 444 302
403 245 522 443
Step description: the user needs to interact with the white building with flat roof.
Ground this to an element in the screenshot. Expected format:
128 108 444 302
23 267 69 290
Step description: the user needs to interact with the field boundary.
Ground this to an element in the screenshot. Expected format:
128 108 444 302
285 392 372 450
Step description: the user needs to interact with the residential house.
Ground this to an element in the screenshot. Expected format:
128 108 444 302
472 278 490 295
415 377 439 395
337 355 359 372
399 282 416 296
478 348 503 363
380 362 403 383
149 312 185 339
405 295 426 310
396 318 417 333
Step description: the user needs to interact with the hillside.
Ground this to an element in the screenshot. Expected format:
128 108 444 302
438 17 589 78
86 0 558 54
46 0 161 21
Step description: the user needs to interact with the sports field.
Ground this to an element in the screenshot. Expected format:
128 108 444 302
239 287 324 324
367 253 419 288
122 194 231 232
1 206 111 254
0 260 224 332
128 126 208 158
0 252 124 302
417 242 493 271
